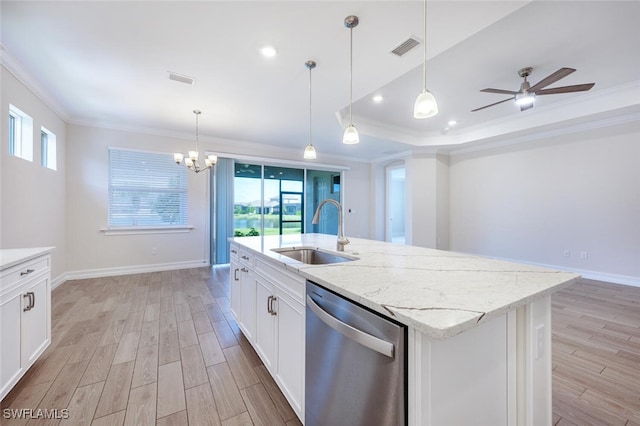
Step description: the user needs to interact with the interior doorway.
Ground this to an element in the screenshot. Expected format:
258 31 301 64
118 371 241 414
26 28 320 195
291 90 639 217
386 164 406 244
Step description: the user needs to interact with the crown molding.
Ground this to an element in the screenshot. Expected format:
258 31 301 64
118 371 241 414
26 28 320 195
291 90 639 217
1 44 70 122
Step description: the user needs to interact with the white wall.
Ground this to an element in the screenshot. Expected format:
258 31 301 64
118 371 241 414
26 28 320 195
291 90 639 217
449 121 640 284
1 66 67 282
65 125 210 276
65 123 370 277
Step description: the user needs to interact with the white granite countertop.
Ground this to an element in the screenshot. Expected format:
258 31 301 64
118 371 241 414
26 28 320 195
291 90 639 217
0 247 55 271
230 234 580 339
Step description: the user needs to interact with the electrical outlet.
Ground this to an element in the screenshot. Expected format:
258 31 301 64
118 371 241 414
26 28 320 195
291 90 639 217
580 251 588 260
563 249 570 257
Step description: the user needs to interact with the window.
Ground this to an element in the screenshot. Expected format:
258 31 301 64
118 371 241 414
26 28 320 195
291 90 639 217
8 104 33 161
41 127 57 170
108 148 188 228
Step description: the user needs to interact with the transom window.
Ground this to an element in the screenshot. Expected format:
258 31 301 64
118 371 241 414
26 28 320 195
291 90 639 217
8 104 33 162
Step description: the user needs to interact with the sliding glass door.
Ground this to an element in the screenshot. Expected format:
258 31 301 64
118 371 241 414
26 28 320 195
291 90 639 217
212 158 342 264
234 163 305 237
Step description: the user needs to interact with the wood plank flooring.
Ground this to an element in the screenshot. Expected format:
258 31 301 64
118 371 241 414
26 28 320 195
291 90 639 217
1 266 301 426
552 279 640 426
2 267 638 425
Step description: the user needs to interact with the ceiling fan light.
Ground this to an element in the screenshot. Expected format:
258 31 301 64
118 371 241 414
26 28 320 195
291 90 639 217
304 144 317 159
413 89 439 118
342 124 359 145
515 92 535 106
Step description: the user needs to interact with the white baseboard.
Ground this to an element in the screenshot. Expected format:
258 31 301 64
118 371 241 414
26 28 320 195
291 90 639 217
490 256 640 288
53 260 210 289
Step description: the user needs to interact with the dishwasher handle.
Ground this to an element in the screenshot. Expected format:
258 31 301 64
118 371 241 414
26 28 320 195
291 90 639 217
307 295 394 358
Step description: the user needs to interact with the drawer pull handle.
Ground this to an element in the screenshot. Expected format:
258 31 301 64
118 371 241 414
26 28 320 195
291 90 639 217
231 249 238 254
241 255 249 260
241 267 249 273
20 268 35 276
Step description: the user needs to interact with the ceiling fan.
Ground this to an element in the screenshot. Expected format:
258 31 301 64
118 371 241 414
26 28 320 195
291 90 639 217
472 67 595 112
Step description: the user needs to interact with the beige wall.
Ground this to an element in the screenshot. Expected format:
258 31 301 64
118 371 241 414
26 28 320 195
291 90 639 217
64 124 371 276
449 121 640 283
1 66 67 282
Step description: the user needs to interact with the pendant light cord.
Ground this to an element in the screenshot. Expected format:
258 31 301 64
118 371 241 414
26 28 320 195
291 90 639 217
349 25 353 126
309 66 312 145
422 0 427 92
195 112 199 152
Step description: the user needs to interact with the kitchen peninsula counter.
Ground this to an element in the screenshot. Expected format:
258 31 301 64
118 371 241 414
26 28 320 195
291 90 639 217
231 233 579 340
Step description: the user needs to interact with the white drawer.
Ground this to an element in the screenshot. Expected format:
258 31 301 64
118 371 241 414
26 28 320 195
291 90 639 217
238 249 254 267
0 256 50 294
230 244 239 261
255 256 305 303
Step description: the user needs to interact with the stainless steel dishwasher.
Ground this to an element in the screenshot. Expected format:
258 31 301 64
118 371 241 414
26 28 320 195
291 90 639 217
305 281 406 426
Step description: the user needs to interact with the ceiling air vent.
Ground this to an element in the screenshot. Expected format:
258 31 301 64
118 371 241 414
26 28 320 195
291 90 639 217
169 72 196 85
391 37 420 57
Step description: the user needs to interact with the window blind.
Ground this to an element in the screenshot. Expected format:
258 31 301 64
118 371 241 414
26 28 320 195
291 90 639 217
108 148 188 227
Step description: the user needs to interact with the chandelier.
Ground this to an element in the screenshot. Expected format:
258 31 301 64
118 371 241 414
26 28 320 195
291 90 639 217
174 110 217 173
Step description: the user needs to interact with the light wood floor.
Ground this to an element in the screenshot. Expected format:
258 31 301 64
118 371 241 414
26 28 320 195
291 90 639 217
552 279 640 426
3 268 639 425
1 266 301 426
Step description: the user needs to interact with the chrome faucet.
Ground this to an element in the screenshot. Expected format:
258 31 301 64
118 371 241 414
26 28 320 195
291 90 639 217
312 199 350 251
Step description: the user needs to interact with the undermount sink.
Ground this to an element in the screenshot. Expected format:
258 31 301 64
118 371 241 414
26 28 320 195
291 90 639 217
272 247 357 265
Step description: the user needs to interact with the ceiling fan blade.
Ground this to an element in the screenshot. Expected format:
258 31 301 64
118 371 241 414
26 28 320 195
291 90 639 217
535 83 595 95
480 88 519 95
471 97 513 112
528 67 576 92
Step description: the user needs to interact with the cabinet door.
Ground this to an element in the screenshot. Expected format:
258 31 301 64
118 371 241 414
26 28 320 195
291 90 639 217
239 269 256 342
0 292 23 399
22 276 50 366
229 261 241 321
275 289 304 416
254 278 276 371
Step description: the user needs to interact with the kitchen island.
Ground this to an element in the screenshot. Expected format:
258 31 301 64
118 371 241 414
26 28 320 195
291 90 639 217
229 234 579 425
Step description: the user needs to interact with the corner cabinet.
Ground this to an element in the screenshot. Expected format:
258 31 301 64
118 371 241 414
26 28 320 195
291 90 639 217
0 249 52 401
229 243 305 421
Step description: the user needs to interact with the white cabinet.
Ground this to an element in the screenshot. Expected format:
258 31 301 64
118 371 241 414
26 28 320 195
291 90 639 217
231 246 256 342
229 245 241 320
254 276 276 370
229 243 305 421
0 250 52 401
274 286 304 411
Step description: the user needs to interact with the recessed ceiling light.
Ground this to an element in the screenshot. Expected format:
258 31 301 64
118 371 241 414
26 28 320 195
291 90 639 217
447 120 457 126
260 45 278 57
372 95 384 103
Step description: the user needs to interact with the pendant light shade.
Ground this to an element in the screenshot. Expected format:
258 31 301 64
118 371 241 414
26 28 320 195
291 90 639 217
414 0 438 119
304 144 317 159
342 15 359 145
303 60 317 160
342 125 359 145
413 89 439 118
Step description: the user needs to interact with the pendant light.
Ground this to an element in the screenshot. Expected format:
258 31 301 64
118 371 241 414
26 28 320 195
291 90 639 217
304 60 317 160
343 15 359 144
413 0 439 119
174 110 217 173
